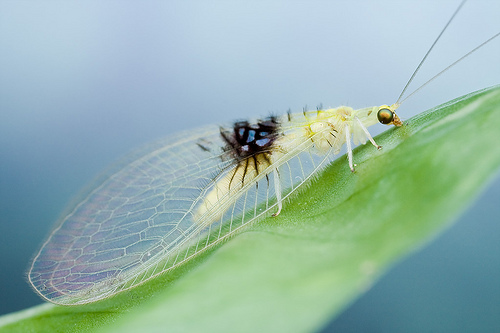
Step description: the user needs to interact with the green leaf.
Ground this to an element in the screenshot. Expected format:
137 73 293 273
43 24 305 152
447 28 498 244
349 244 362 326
2 86 500 333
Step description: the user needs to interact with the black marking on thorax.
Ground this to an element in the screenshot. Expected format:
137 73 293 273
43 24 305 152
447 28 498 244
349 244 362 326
220 116 280 162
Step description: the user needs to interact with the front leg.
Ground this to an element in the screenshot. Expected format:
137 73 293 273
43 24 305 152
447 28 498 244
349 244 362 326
355 116 382 149
345 124 356 172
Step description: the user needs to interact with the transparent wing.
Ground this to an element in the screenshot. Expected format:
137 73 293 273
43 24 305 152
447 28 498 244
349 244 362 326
29 120 337 305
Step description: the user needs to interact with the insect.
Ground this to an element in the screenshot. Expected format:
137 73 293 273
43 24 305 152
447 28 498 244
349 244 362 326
28 1 499 305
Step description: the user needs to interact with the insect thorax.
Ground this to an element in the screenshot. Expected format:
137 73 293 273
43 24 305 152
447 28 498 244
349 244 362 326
220 116 280 161
194 117 282 224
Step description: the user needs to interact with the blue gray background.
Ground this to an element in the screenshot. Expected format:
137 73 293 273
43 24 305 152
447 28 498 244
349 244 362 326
1 1 499 331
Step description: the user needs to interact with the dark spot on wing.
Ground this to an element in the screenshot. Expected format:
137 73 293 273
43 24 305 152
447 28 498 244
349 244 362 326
196 142 211 152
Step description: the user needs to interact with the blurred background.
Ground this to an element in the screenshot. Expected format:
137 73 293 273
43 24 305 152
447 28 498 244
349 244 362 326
1 0 499 331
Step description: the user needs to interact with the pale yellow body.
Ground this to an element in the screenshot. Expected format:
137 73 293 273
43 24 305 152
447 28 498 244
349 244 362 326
194 104 401 224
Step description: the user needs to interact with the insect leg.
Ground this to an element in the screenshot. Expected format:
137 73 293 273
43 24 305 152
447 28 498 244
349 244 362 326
272 168 282 217
355 117 382 149
345 124 356 172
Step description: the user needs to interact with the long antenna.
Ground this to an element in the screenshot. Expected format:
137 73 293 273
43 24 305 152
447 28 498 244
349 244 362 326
395 0 467 105
395 0 500 106
398 31 500 105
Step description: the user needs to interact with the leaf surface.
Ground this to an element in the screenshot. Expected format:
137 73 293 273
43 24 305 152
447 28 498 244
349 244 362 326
1 86 499 333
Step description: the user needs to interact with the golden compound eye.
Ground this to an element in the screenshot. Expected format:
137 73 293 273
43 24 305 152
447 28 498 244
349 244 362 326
377 108 394 125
